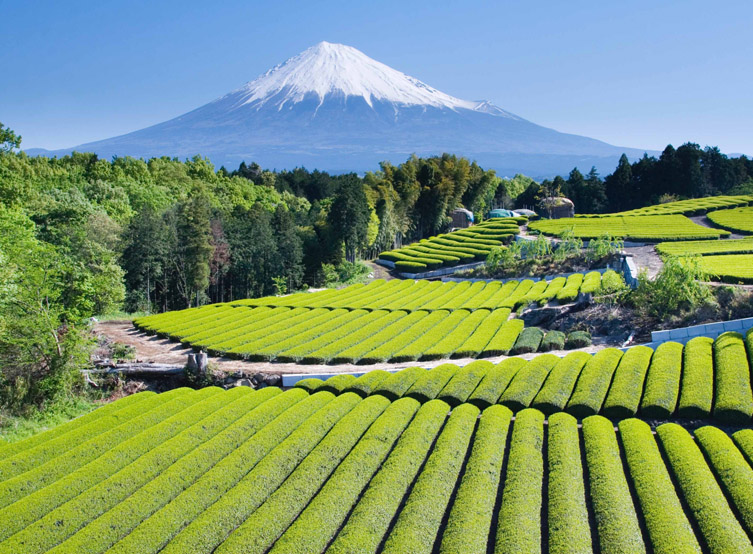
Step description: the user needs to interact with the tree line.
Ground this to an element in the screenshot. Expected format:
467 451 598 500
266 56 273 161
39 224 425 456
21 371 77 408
516 144 753 214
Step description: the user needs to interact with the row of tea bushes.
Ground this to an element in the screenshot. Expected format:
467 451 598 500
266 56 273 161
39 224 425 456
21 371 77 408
7 387 753 553
297 328 753 423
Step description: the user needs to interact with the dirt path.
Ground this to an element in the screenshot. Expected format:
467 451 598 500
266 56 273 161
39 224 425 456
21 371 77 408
365 260 397 280
624 245 663 279
96 320 602 377
689 214 746 239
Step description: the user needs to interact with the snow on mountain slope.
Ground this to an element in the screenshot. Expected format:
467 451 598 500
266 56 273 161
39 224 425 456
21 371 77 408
30 42 653 177
228 41 517 117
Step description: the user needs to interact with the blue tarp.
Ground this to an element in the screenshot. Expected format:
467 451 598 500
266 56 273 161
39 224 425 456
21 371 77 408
488 209 515 218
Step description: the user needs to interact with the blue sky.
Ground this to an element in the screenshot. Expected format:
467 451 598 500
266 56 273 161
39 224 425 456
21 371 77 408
2 0 752 155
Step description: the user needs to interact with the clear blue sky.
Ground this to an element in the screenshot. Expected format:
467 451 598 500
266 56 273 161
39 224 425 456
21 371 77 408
2 0 752 155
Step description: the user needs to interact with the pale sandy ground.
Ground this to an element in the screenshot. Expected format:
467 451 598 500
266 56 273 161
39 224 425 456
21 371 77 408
96 320 601 376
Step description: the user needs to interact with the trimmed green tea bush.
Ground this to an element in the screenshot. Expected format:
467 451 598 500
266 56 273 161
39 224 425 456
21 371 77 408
510 326 545 355
547 412 593 554
494 409 545 554
582 415 645 554
540 330 566 351
658 423 753 553
439 405 512 554
640 341 683 419
620 418 702 554
565 330 592 348
677 336 714 419
712 332 753 423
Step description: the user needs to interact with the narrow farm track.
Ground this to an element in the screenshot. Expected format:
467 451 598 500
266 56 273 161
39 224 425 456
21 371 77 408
5 385 753 553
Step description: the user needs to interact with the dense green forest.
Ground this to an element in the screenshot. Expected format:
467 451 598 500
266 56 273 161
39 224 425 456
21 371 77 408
2 119 753 410
0 124 504 407
519 145 753 213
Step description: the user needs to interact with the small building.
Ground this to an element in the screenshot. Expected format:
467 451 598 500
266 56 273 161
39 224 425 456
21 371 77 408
539 197 575 219
451 208 474 228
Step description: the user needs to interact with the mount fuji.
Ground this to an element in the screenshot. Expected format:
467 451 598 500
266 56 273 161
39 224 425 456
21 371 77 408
29 42 652 176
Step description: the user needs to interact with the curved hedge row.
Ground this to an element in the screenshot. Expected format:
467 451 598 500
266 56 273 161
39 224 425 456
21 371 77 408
530 214 730 241
706 205 753 234
299 329 753 424
378 217 523 273
5 388 753 553
133 275 606 365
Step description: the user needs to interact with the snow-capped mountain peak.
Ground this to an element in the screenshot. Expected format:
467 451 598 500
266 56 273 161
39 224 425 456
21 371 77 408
232 41 512 116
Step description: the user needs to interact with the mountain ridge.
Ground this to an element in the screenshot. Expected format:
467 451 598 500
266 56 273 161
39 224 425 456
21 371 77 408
27 41 654 177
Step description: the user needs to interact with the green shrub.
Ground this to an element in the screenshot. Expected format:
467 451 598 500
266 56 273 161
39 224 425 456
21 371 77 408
372 366 425 401
579 271 602 294
255 398 419 554
452 308 511 358
632 256 711 318
382 403 479 554
555 273 584 303
157 392 360 554
439 405 512 554
318 374 357 395
657 423 753 553
677 336 714 419
619 419 702 553
565 330 592 349
481 319 524 357
108 391 333 554
566 348 624 418
547 412 592 554
35 388 290 554
395 260 428 271
422 310 488 360
602 345 653 419
0 387 203 512
0 390 154 463
499 354 559 412
293 378 324 393
359 310 435 364
494 409 545 553
582 415 645 554
467 358 527 408
345 370 390 397
0 387 232 550
712 331 753 424
696 425 753 537
327 400 449 554
539 330 566 351
212 396 391 554
404 364 458 403
510 326 545 355
436 360 492 407
531 351 591 414
640 341 683 419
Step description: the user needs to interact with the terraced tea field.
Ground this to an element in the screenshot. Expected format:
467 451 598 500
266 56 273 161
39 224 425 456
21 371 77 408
707 205 753 234
298 328 753 423
378 217 523 272
4 342 753 554
656 237 753 257
585 194 753 217
529 214 730 241
134 273 608 364
685 254 753 284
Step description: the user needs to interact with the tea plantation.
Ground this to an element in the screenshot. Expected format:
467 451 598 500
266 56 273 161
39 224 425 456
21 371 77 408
134 274 608 363
3 327 753 554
